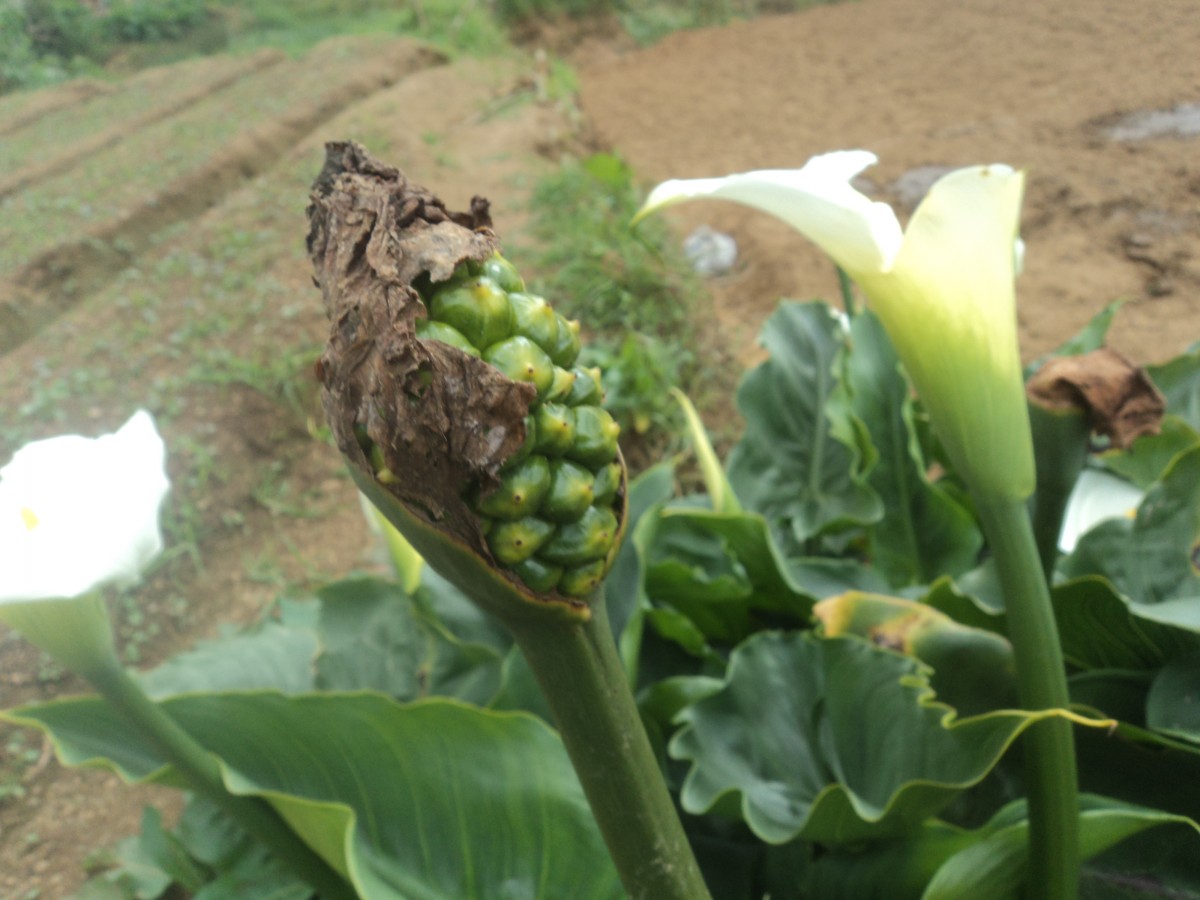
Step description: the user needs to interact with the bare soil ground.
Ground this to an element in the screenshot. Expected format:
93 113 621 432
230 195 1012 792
1 0 1198 894
578 0 1200 367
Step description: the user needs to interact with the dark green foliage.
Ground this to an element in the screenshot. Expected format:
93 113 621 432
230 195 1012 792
104 0 210 43
22 0 102 59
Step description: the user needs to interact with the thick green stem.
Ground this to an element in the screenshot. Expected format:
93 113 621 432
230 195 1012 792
975 495 1079 900
507 596 712 900
84 659 355 900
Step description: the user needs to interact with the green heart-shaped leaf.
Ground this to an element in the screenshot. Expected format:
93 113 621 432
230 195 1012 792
6 695 621 899
672 632 1095 844
727 301 881 545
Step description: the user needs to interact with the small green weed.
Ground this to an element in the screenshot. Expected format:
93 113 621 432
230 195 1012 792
0 731 40 804
520 152 706 462
525 153 700 337
582 331 690 439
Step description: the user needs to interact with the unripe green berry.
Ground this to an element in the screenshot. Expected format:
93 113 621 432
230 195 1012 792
592 461 622 506
545 366 577 403
558 559 607 597
483 336 555 397
475 456 551 520
508 292 560 355
428 276 514 350
541 459 595 523
565 366 602 406
533 402 576 456
538 505 619 567
547 314 581 367
568 406 621 468
416 319 481 357
512 557 563 593
480 253 525 292
487 517 555 566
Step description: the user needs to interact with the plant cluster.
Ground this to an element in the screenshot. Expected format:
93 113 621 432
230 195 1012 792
491 0 837 46
4 148 1200 899
0 0 210 90
13 301 1200 899
0 0 507 94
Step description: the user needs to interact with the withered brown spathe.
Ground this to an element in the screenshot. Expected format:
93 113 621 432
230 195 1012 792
306 141 534 558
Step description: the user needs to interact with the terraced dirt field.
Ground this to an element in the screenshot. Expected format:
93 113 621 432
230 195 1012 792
0 34 574 896
1 0 1198 893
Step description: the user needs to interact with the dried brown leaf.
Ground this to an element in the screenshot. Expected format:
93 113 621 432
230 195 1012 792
1027 347 1165 449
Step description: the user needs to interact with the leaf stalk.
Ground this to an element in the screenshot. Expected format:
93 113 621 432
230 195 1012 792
507 593 713 900
975 494 1079 899
84 658 355 900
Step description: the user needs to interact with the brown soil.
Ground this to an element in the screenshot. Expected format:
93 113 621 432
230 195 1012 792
1 0 1199 895
575 0 1200 368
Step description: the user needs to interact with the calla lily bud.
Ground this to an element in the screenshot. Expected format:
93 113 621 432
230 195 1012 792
0 410 170 675
639 151 1034 500
307 143 626 619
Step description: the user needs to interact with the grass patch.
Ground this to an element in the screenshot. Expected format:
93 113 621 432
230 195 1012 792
0 0 508 96
216 0 509 59
492 0 839 46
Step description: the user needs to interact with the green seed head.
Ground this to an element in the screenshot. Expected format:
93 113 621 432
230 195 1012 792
415 253 625 598
312 149 624 617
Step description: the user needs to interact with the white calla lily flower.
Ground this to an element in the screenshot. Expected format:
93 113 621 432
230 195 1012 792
1058 469 1144 553
0 410 169 673
1 410 169 602
639 151 1034 499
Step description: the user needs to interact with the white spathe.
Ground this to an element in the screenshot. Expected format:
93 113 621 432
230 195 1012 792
639 151 1034 499
0 410 170 604
642 151 904 274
